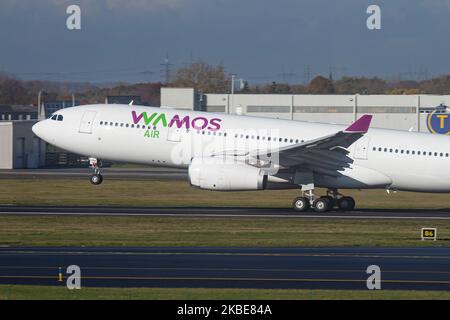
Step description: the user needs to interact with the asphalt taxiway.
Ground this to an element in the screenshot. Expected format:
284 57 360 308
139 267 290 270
0 247 449 291
0 167 187 181
1 205 450 220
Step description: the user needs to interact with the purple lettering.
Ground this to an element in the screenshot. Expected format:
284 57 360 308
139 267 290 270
132 111 143 124
207 118 222 131
191 117 208 130
168 115 190 129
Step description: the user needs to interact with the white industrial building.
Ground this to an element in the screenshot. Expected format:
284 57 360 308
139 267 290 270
0 121 46 169
161 87 450 133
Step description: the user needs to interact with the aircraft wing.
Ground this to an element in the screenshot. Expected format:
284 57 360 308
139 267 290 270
253 115 373 177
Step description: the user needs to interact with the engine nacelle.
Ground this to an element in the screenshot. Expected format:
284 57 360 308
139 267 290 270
188 157 267 191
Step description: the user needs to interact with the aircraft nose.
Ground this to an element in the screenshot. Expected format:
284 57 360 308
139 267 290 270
32 121 43 138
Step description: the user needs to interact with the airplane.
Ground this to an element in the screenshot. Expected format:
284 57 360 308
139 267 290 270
32 104 450 212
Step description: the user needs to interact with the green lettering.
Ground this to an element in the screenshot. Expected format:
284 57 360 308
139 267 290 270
144 130 150 137
153 113 167 127
143 112 157 125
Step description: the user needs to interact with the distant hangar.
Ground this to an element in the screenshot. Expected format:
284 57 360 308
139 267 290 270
161 87 450 133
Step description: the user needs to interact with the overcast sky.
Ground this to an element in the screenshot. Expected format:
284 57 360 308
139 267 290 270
1 0 450 84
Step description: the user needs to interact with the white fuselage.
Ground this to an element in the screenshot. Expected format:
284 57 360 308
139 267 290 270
33 104 450 192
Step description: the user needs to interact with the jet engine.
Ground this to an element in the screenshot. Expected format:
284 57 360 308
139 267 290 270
188 157 267 191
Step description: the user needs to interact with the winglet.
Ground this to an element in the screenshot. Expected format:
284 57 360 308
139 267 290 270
344 115 372 133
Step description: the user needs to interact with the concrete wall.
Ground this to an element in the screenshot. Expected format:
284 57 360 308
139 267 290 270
0 121 45 169
161 88 199 110
0 123 13 169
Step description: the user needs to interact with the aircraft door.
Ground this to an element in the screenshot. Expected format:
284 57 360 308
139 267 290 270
167 126 182 142
354 136 370 160
79 111 97 134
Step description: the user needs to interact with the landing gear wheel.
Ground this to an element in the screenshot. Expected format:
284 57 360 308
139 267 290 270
337 196 355 211
292 197 310 212
313 197 330 213
323 195 335 208
90 174 103 185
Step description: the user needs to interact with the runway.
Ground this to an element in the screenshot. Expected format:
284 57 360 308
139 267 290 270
0 167 187 181
1 205 450 220
0 247 449 291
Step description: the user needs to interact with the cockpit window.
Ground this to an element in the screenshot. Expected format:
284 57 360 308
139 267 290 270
57 115 63 121
51 114 57 120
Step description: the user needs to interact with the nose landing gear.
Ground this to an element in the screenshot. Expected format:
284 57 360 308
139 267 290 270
89 157 103 185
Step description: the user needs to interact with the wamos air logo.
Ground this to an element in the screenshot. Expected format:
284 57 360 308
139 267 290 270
132 111 222 138
427 110 450 134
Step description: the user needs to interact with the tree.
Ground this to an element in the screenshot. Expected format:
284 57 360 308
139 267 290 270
419 75 450 94
306 75 334 94
170 61 230 93
334 77 386 94
0 76 29 105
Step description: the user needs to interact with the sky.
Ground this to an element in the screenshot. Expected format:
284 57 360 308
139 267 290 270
1 0 450 84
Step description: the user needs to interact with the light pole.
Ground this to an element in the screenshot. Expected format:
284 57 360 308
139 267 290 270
37 90 44 120
230 74 236 114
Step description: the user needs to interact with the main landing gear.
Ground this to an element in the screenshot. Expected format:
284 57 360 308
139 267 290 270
292 189 355 213
89 157 103 185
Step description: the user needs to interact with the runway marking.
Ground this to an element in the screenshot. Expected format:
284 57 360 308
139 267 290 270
1 211 450 220
1 265 450 274
1 275 450 285
1 250 450 259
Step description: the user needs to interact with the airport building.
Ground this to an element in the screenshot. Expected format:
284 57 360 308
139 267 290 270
0 105 38 121
161 88 450 133
0 120 45 169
